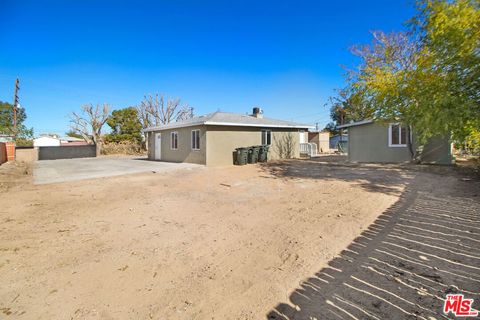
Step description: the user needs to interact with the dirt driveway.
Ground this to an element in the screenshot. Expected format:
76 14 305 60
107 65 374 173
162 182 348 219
33 156 200 184
267 160 480 319
0 158 478 319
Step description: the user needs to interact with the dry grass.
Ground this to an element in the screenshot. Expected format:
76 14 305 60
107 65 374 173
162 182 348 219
100 141 146 156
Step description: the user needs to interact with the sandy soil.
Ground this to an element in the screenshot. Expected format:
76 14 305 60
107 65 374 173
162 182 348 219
267 160 480 319
0 160 408 319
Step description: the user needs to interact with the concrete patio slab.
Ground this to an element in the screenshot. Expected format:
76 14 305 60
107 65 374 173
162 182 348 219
33 156 201 184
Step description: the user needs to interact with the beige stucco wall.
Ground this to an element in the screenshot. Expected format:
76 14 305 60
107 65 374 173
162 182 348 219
270 130 301 160
147 125 207 165
148 125 305 166
15 148 38 163
348 123 412 163
206 126 303 166
206 126 261 166
308 132 330 153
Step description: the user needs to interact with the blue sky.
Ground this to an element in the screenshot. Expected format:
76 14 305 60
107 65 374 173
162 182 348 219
0 0 415 135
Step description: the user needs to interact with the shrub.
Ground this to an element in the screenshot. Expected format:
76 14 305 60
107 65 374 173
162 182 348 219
100 141 144 155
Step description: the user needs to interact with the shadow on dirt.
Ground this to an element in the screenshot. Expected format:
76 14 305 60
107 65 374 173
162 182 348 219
265 168 480 320
261 158 413 196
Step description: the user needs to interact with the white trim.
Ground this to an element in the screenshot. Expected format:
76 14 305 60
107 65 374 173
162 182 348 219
204 121 314 129
191 129 200 151
336 119 374 129
170 131 178 150
144 121 204 132
388 123 407 147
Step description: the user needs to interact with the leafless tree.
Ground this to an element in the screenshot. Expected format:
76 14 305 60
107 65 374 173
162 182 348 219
274 133 296 159
69 103 110 154
137 93 193 129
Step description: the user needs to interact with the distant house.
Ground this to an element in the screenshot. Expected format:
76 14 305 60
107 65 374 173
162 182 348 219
308 132 330 153
0 134 14 143
329 134 348 150
337 120 453 164
60 136 88 146
144 108 313 166
33 136 61 147
34 134 87 147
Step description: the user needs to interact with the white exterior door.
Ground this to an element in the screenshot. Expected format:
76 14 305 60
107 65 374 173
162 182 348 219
299 130 306 143
154 133 161 160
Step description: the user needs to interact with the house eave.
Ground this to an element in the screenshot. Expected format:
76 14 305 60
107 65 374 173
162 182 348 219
204 121 314 129
143 121 204 132
144 121 314 132
336 120 374 129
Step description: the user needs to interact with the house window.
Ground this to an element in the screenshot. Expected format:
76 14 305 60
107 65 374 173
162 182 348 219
191 129 200 150
262 130 271 145
170 132 178 150
389 124 408 147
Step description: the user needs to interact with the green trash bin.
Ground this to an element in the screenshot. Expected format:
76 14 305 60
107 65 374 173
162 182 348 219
258 145 267 162
235 147 248 165
263 145 270 162
248 146 260 164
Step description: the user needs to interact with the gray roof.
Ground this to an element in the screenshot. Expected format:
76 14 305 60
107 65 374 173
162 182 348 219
60 136 85 142
144 111 314 132
336 119 373 129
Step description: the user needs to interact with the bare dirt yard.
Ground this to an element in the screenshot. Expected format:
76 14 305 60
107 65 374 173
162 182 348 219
0 157 478 319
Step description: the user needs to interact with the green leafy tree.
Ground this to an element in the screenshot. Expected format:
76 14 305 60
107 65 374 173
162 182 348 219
325 87 373 135
0 101 33 140
411 0 480 147
323 122 339 135
337 0 479 158
106 107 142 144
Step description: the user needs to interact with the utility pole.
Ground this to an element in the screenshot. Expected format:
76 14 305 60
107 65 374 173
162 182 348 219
13 78 20 139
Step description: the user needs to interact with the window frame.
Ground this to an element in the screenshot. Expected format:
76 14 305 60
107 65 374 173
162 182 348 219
191 129 201 150
261 129 272 145
388 123 408 147
170 131 178 150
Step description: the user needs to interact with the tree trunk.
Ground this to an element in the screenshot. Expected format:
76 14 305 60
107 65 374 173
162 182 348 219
407 126 415 162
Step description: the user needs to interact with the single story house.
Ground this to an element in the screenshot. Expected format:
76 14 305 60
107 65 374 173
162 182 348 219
337 120 453 164
329 134 348 151
0 134 14 143
308 132 330 153
144 108 313 166
60 136 88 146
33 135 61 147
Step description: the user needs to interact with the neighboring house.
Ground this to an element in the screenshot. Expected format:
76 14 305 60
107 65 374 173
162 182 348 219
144 108 313 166
33 136 61 147
337 120 453 164
0 134 14 143
34 135 88 147
308 132 330 153
60 136 88 146
329 134 348 150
